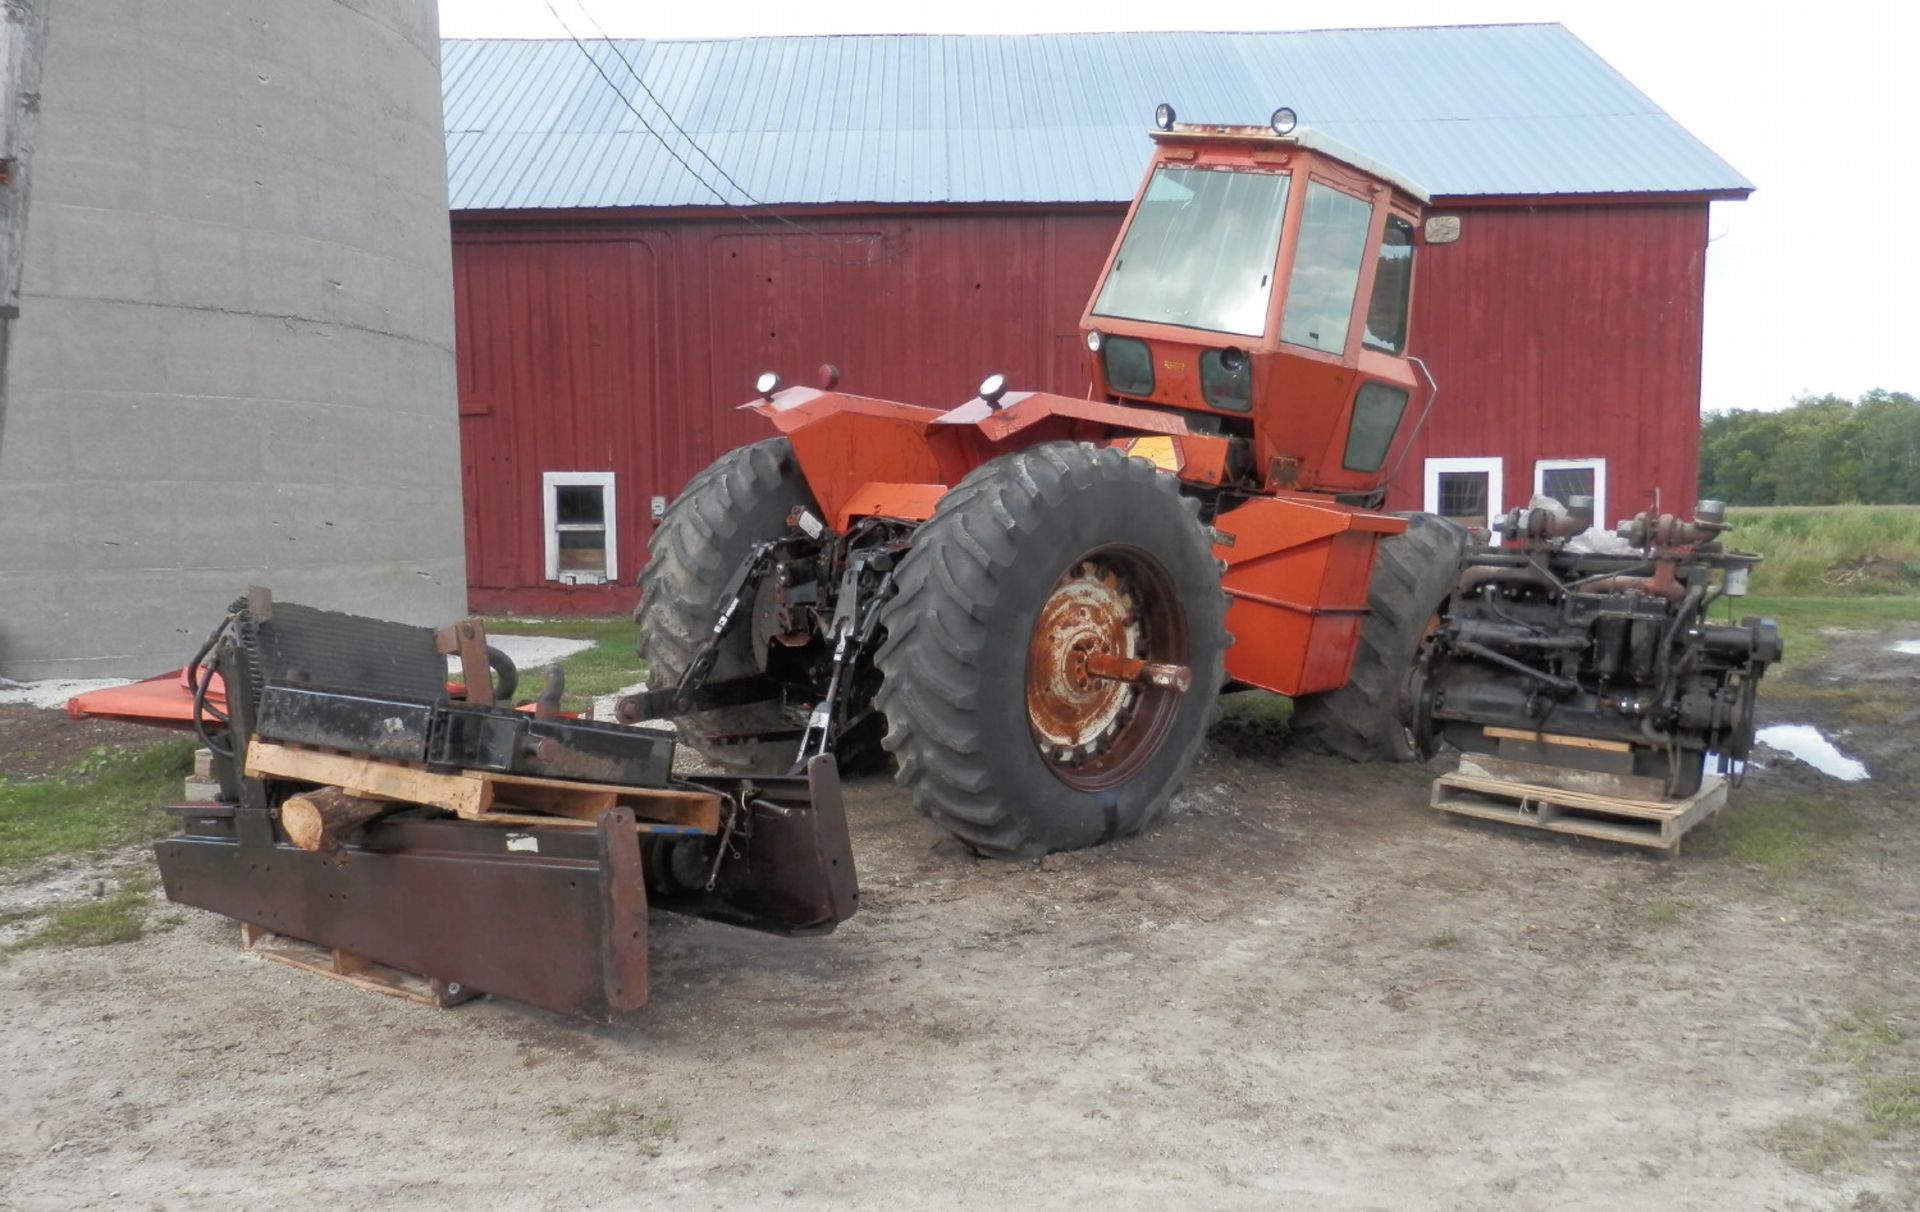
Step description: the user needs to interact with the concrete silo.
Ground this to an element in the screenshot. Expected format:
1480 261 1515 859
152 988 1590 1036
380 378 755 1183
0 0 466 679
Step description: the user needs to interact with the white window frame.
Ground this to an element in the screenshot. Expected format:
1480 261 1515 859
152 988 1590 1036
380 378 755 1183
543 471 617 584
1533 457 1607 532
1423 456 1504 528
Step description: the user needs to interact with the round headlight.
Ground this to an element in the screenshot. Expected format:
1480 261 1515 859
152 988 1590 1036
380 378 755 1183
1084 330 1103 352
978 372 1008 405
1154 102 1176 131
754 370 781 397
1270 106 1299 136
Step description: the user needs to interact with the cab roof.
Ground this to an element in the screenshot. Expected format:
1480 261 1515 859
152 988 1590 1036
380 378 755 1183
1149 124 1431 205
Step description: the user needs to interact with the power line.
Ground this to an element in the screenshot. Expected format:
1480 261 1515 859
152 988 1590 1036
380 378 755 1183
540 0 898 266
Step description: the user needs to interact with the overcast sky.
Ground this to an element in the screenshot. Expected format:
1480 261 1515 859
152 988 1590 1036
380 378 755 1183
437 0 1918 414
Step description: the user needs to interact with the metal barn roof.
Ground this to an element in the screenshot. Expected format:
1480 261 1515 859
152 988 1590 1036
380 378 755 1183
442 25 1752 211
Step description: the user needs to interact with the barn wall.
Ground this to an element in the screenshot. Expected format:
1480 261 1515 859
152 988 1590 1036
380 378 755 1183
1390 201 1711 522
453 208 1119 613
451 200 1712 614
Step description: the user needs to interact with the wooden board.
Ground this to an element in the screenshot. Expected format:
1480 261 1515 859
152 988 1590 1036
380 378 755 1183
240 925 481 1010
484 770 722 832
1455 752 1668 802
242 739 722 833
244 740 487 816
1431 764 1727 853
1481 726 1633 753
471 810 707 837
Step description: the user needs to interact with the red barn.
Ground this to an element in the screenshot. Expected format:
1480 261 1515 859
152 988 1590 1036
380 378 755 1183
442 26 1749 614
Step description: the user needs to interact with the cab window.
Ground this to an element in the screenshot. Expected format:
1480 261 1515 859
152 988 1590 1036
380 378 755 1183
1092 167 1292 338
1280 182 1372 355
1362 216 1415 355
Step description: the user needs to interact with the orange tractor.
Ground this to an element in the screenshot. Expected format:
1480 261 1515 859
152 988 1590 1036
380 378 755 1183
65 108 1776 1019
624 108 1471 857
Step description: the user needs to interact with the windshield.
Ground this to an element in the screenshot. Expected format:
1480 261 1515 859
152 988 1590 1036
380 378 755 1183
1092 167 1291 338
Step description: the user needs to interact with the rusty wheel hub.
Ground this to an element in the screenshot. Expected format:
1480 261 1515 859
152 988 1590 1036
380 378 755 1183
1028 562 1141 761
1027 557 1192 786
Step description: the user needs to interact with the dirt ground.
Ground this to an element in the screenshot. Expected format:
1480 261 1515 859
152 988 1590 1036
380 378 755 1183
0 705 163 782
3 628 1917 1210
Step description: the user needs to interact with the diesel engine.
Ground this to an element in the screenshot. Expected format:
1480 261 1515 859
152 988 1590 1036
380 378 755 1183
1413 498 1781 798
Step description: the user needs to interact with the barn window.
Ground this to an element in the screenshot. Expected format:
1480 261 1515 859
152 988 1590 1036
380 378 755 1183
1423 457 1504 529
1362 216 1415 355
1281 181 1373 355
1534 458 1607 530
543 471 617 584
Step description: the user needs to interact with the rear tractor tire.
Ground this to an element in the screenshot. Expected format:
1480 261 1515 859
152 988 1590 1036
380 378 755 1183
874 443 1228 859
1286 512 1468 762
635 438 814 772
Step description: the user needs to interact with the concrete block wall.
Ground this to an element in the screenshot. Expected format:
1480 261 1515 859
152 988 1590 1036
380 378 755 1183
0 0 466 679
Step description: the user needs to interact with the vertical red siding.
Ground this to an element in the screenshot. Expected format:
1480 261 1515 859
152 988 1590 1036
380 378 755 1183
454 209 1120 613
452 200 1711 613
454 235 664 606
1392 202 1710 521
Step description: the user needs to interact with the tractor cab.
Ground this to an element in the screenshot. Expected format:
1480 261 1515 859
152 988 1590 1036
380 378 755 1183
1081 108 1439 501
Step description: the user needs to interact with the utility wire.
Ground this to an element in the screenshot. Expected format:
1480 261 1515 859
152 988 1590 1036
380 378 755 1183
541 0 897 266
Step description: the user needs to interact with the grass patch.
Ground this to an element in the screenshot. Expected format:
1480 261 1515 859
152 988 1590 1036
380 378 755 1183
1638 900 1684 930
1759 681 1914 727
1728 505 1920 597
481 617 646 714
1216 691 1294 728
545 1100 680 1154
1728 594 1920 665
1826 1005 1906 1068
1762 1115 1869 1173
0 742 194 876
1207 691 1296 760
1693 795 1862 878
5 870 164 955
1423 929 1463 949
1768 1001 1920 1170
1863 1076 1920 1136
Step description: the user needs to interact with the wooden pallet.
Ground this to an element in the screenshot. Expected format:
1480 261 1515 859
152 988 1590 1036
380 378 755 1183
239 922 481 1010
1431 763 1726 853
243 739 720 834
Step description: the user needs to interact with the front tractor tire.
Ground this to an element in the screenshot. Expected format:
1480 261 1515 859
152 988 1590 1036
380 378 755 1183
635 438 814 772
1286 512 1468 762
874 443 1228 859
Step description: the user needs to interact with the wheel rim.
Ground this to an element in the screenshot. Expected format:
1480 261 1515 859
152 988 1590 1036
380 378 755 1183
1398 610 1445 755
1025 547 1188 791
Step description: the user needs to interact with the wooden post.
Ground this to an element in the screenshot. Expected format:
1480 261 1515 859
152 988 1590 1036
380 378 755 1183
281 787 391 853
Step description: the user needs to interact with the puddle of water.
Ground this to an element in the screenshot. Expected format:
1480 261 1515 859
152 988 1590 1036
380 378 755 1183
1754 723 1869 781
1892 639 1920 655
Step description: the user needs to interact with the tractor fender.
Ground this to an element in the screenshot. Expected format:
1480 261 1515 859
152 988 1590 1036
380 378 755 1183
740 385 1233 528
932 390 1187 440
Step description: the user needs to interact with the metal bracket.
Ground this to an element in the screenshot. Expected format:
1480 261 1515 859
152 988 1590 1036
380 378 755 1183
791 551 899 770
670 539 781 712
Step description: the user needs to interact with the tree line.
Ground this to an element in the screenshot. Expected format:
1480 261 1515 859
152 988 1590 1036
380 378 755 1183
1699 390 1920 506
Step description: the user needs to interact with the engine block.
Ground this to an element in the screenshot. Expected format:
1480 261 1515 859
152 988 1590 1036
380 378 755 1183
1413 498 1781 798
